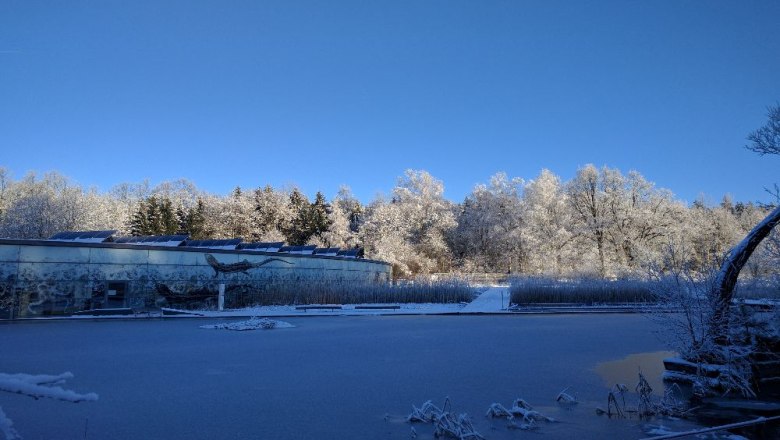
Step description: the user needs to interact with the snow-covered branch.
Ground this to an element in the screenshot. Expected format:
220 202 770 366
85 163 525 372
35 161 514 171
0 372 98 403
0 371 98 440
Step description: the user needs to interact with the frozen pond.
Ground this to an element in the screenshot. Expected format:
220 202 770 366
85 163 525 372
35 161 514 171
1 314 711 439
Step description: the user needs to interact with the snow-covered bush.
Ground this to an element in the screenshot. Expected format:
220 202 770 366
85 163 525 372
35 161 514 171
649 268 766 398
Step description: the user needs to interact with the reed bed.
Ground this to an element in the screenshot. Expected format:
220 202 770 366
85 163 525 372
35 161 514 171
225 279 476 308
733 279 780 300
509 277 655 305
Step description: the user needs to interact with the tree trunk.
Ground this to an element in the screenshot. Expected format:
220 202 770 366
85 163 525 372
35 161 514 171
710 205 780 338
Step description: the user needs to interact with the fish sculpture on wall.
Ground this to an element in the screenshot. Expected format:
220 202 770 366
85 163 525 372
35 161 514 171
204 254 293 277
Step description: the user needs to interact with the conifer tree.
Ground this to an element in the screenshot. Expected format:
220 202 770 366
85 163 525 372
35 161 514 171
145 196 162 235
309 191 332 241
129 200 150 236
285 188 312 245
159 197 179 234
176 205 188 235
187 198 207 239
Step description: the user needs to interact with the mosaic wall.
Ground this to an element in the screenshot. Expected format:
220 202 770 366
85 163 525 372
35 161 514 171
0 242 391 318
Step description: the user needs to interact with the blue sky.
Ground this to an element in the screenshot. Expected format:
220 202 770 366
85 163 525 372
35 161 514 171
1 1 779 205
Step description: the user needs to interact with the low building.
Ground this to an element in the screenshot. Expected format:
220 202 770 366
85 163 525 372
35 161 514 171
0 231 391 318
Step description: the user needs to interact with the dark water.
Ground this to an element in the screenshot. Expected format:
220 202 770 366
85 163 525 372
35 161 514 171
0 315 749 439
594 350 676 395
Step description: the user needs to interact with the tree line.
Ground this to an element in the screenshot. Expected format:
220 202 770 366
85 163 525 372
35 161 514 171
0 165 776 279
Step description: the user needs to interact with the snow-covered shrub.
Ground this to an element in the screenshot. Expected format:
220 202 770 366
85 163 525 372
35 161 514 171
649 268 762 398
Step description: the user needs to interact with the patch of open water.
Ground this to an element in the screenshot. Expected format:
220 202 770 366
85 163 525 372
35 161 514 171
594 350 676 395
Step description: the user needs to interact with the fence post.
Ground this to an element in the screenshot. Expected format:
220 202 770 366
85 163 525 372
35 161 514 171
218 283 225 311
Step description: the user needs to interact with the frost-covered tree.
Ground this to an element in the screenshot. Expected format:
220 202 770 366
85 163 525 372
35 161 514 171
191 194 222 238
150 178 200 210
361 195 417 276
252 185 292 242
110 180 151 235
0 172 93 239
566 165 614 276
219 187 254 239
320 186 361 248
686 198 743 272
0 168 11 226
451 173 525 273
603 171 679 273
523 169 574 275
745 103 780 156
566 165 681 277
362 170 456 276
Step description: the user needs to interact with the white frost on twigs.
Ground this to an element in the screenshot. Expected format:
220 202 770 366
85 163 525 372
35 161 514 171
486 397 554 430
485 402 514 419
199 317 294 331
555 387 578 405
407 400 443 423
407 398 484 440
0 372 98 403
509 398 555 422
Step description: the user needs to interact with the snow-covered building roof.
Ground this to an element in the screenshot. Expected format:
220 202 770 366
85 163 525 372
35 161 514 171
237 242 285 252
111 235 189 247
48 230 117 243
337 249 363 259
313 247 340 256
278 245 317 255
182 239 243 250
42 231 366 259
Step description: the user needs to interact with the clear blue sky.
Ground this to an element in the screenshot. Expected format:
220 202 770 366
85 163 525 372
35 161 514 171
1 1 779 205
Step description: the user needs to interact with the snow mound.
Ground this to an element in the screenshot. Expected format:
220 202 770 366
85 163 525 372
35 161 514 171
200 317 294 331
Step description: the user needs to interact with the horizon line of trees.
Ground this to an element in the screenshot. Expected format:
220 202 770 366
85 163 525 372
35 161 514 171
0 165 777 279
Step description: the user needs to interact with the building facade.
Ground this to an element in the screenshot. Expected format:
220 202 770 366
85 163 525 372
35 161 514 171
0 235 391 318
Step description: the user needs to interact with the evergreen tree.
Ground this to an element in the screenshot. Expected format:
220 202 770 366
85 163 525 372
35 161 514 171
309 191 332 240
129 200 150 236
175 205 189 235
284 188 312 245
187 198 207 239
146 196 162 235
159 197 179 234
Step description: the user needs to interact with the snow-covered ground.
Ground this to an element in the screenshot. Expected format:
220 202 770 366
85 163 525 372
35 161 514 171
460 286 509 312
25 286 720 322
1 314 719 439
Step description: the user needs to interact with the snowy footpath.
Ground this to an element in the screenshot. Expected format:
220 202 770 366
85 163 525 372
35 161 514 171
460 286 510 313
